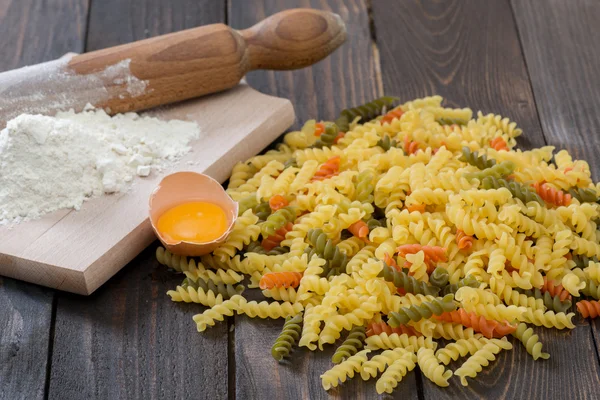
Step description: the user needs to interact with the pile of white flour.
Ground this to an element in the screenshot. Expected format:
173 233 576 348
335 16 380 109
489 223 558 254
0 107 200 224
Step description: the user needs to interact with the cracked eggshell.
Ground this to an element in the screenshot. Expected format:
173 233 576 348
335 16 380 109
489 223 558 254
148 171 238 256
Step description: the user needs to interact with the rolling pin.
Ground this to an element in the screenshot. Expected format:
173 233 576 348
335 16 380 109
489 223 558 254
0 8 346 126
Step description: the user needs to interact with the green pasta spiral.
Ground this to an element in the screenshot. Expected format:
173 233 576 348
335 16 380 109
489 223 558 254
388 294 456 327
376 135 399 151
521 288 572 313
511 323 550 360
465 160 516 181
331 326 367 364
261 206 297 237
581 279 600 300
441 275 480 295
571 254 599 269
335 96 398 132
307 228 348 276
481 176 544 204
459 147 496 170
355 170 376 203
437 117 468 125
429 267 450 288
568 187 598 203
238 195 259 216
367 218 384 231
378 263 440 296
312 122 340 148
253 201 272 221
181 277 244 299
246 241 289 256
271 313 303 361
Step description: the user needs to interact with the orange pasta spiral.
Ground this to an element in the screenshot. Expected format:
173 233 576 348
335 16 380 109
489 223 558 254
333 131 345 144
397 245 448 264
314 122 325 136
577 300 600 319
490 137 509 151
261 222 293 251
455 229 474 250
348 220 369 239
311 156 341 181
542 277 572 301
403 135 420 155
532 182 572 206
366 321 421 337
269 195 289 211
259 271 303 290
435 309 517 339
381 109 404 125
406 204 426 213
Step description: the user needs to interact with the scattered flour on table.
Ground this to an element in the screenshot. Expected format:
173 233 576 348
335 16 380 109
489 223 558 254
0 107 200 225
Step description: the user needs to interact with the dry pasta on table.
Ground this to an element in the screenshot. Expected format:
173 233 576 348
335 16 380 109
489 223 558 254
155 96 600 393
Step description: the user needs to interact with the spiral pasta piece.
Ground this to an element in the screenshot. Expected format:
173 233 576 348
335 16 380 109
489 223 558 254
533 182 572 207
459 146 496 169
577 300 600 318
456 229 475 250
435 338 491 365
375 351 418 394
388 294 456 327
259 271 303 290
321 349 370 390
511 323 550 360
521 309 575 329
378 263 440 296
271 313 303 361
435 309 517 339
261 206 297 237
366 321 421 338
482 176 543 204
364 333 437 351
417 348 453 387
335 96 398 132
332 326 367 364
311 156 341 181
454 339 513 386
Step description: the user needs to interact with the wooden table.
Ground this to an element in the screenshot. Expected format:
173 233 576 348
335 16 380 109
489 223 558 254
1 1 599 399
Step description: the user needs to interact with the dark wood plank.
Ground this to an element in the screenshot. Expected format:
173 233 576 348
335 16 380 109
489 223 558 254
373 0 600 399
512 0 600 384
48 245 229 400
229 1 419 399
0 1 88 399
512 0 600 172
48 2 228 399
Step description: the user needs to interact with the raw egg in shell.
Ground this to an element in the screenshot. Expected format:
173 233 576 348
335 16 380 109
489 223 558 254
149 171 238 256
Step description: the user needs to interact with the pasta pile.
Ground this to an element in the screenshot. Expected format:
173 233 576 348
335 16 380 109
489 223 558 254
157 95 600 393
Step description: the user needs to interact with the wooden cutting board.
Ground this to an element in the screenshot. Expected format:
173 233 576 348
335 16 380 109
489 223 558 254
0 84 294 295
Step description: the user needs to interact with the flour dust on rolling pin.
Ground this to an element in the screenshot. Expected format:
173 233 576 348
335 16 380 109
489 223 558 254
0 55 149 128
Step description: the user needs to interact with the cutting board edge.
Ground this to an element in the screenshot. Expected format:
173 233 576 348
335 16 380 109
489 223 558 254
0 252 87 294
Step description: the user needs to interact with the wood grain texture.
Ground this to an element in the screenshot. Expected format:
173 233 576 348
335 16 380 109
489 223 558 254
47 3 230 400
373 0 600 398
229 1 417 399
48 246 229 400
512 1 600 393
231 0 382 130
512 0 600 177
67 8 347 114
0 1 88 399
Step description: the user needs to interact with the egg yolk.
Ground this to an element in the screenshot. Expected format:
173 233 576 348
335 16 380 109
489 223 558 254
156 201 228 244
